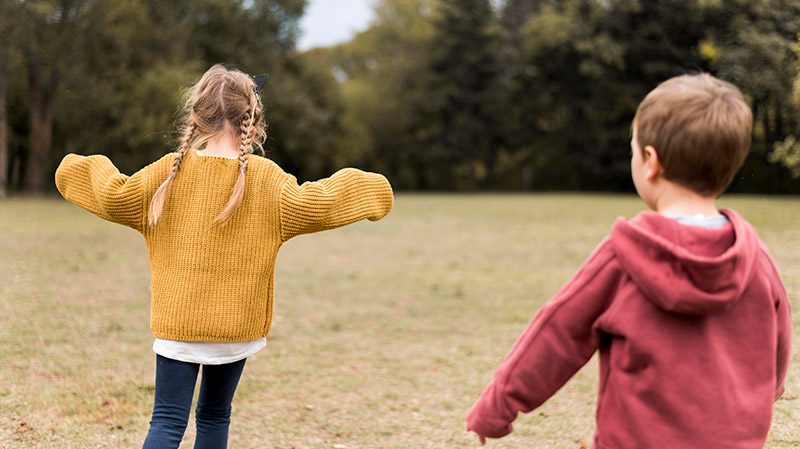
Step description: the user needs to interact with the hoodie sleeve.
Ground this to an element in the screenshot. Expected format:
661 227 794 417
764 248 793 402
55 154 149 232
775 291 791 402
278 168 393 242
466 239 622 439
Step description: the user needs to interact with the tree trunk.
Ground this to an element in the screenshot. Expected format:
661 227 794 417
775 104 784 140
483 137 498 190
0 69 7 198
25 63 56 192
522 145 534 191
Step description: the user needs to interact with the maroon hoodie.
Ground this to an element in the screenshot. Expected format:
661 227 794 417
466 209 791 449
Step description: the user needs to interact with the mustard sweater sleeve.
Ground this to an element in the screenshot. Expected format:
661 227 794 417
279 168 394 241
55 154 147 232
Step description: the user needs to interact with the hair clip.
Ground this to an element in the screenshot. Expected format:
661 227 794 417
251 73 269 95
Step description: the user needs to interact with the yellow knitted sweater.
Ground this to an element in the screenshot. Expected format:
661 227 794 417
55 150 393 342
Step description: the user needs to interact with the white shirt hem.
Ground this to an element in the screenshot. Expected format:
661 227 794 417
153 338 267 365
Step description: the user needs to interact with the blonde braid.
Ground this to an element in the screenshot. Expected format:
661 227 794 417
238 104 255 171
148 122 196 227
213 92 257 226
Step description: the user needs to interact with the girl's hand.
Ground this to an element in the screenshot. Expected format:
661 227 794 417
466 425 487 446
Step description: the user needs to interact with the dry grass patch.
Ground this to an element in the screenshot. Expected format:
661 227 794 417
1 194 798 448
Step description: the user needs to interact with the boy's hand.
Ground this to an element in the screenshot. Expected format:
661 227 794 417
467 425 487 445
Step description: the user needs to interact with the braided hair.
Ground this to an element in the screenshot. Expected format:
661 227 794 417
148 122 195 227
147 65 266 228
213 86 259 225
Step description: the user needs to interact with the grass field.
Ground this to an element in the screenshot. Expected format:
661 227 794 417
1 194 798 448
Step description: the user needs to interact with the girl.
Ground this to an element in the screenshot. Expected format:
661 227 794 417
55 64 393 449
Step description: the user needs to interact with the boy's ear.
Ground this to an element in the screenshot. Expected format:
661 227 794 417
643 145 662 181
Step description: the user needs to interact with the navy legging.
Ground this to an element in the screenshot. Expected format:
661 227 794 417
142 355 246 449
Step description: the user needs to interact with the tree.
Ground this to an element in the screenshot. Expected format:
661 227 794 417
53 0 196 173
516 0 634 190
7 0 800 193
498 0 544 190
0 1 21 197
427 0 503 189
768 34 800 178
702 0 800 191
56 0 310 175
264 52 349 182
7 0 323 193
513 0 721 190
310 0 439 189
15 0 91 192
0 63 6 198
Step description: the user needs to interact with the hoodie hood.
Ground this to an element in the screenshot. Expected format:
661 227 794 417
609 209 759 315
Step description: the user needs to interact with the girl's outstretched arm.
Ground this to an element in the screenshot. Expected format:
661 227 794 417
278 168 393 241
55 154 154 232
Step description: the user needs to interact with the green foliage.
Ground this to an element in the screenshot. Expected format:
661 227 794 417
310 0 440 188
795 35 800 107
701 0 800 190
321 0 800 192
48 0 198 173
265 53 349 182
768 34 800 178
507 0 703 190
425 0 504 189
4 0 355 190
769 136 800 177
4 0 800 193
318 0 506 190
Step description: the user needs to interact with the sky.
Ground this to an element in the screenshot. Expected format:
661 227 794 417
297 0 377 51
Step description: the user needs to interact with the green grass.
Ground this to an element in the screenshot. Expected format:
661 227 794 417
1 194 798 448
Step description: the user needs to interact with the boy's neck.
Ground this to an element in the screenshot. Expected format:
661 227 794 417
650 181 719 217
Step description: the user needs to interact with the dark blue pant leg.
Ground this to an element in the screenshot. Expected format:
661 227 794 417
142 355 199 449
193 358 247 449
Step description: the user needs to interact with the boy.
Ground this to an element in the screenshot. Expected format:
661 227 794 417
466 74 792 448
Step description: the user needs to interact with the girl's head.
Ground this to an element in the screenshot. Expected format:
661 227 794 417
148 64 267 227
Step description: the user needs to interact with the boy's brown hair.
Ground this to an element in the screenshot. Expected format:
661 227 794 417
634 73 753 197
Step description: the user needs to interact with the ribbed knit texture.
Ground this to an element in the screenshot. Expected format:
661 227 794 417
55 150 393 342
